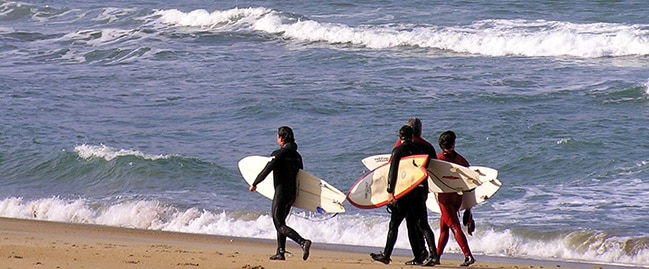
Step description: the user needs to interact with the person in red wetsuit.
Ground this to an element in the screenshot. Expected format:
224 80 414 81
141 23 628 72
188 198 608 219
436 130 476 267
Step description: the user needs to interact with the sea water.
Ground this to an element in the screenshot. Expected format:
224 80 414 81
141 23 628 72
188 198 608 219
1 0 648 267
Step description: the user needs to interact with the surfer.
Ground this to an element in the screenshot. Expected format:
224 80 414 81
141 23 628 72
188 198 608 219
371 125 439 266
391 118 440 266
435 130 476 266
249 126 312 261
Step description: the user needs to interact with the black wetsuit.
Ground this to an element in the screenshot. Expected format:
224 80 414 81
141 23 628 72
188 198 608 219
252 142 307 251
383 140 437 260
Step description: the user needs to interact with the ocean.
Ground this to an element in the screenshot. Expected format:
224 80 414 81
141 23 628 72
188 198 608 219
1 0 648 267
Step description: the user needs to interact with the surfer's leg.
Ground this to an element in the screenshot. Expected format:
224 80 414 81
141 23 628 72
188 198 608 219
450 221 472 259
272 188 311 260
269 230 287 260
405 213 425 264
437 219 450 257
436 193 457 258
442 193 475 265
384 209 405 257
412 188 439 266
271 188 296 259
273 195 306 244
404 193 426 264
270 194 287 260
371 204 406 264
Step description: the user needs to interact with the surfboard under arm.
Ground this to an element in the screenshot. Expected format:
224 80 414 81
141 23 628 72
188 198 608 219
238 155 346 214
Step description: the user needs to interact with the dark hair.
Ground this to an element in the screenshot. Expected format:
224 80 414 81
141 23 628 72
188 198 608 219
438 130 456 150
278 126 295 143
406 118 422 137
399 125 414 141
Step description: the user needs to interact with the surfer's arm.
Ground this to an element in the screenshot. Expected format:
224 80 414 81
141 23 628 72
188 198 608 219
252 156 277 187
387 160 397 204
386 150 401 194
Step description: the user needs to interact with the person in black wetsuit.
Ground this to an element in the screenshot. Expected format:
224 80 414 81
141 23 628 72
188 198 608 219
392 118 440 266
249 126 312 261
371 125 439 266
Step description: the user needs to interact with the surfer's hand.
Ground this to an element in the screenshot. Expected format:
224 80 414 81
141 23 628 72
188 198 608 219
249 186 256 192
387 193 396 205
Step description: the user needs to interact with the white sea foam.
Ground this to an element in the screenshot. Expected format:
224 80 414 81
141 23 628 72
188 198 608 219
155 7 271 29
0 196 646 267
74 144 171 161
155 7 649 58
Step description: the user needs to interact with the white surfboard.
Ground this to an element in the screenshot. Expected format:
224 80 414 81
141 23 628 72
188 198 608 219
238 156 346 214
427 158 481 193
426 173 502 213
361 154 501 213
347 154 429 209
361 154 391 170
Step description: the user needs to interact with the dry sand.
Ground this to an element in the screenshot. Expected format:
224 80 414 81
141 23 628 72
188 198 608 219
0 217 605 269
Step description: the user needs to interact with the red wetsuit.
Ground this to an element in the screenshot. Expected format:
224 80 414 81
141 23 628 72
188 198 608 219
436 150 472 258
393 136 434 149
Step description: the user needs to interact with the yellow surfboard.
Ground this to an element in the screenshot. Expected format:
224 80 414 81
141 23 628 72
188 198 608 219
347 154 429 209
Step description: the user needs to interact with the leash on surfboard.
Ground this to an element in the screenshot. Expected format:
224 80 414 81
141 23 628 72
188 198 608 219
288 209 339 222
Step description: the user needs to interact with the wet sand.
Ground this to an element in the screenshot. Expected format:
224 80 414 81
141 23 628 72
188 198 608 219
0 217 606 269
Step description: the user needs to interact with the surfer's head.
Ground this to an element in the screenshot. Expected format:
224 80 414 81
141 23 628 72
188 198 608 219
406 117 422 137
438 130 456 152
277 126 295 144
399 125 414 141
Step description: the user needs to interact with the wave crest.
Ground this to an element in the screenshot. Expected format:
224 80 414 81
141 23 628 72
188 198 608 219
155 7 273 29
74 144 171 161
0 196 647 266
155 8 649 58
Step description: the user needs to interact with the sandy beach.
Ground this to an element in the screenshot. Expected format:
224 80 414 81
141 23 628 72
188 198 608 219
0 217 605 269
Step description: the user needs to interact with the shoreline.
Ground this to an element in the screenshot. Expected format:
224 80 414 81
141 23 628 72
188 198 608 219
0 217 623 269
